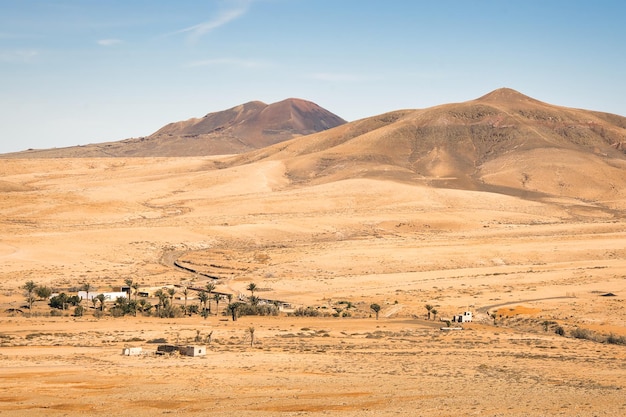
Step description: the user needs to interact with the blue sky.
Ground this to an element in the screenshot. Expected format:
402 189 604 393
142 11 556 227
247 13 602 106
1 0 625 154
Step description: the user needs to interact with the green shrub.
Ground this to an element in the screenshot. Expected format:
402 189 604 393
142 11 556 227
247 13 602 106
237 303 279 317
293 307 323 317
606 333 626 345
570 327 593 340
73 305 85 317
156 304 183 318
49 293 81 310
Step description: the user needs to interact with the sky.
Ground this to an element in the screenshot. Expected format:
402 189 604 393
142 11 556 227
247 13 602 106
1 0 625 154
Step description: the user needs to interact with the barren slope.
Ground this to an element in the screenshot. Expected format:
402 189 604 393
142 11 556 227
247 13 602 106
225 88 626 208
1 89 626 416
2 98 346 158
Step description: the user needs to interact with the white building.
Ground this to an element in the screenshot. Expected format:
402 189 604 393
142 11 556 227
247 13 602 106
78 291 127 301
122 347 142 356
452 311 472 323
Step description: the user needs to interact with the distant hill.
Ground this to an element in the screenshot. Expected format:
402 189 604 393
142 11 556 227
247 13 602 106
223 88 626 206
3 98 347 158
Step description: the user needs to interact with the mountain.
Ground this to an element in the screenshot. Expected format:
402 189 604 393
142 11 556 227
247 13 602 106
148 98 347 153
223 88 626 208
3 98 347 158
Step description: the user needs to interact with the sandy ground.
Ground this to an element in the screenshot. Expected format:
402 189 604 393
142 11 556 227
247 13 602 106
1 157 625 416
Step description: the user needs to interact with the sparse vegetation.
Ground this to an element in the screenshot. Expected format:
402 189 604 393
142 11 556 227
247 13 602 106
246 282 257 298
567 327 626 345
73 305 85 317
95 294 106 312
292 307 324 317
227 302 243 321
49 293 81 310
198 291 209 318
4 90 626 414
425 304 433 320
606 333 626 346
213 293 221 316
205 282 216 314
370 303 381 320
35 285 52 300
570 327 593 341
22 280 37 314
109 296 137 317
80 282 92 303
236 303 279 317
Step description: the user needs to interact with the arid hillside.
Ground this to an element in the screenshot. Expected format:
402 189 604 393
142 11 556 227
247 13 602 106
1 89 625 416
3 98 346 158
226 88 626 207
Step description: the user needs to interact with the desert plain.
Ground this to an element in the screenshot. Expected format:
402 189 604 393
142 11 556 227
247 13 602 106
0 152 625 417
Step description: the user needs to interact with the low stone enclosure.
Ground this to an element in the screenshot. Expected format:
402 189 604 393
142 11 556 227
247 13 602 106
122 345 207 357
156 344 206 357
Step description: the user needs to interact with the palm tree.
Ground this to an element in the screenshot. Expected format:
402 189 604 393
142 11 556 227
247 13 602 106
138 299 152 315
198 291 209 319
154 289 167 314
22 280 37 313
425 304 433 320
246 282 257 298
205 282 216 313
95 294 106 311
370 303 381 320
80 282 92 304
227 302 241 321
131 282 140 302
182 287 189 314
167 287 176 307
431 308 438 321
213 293 221 316
124 278 134 301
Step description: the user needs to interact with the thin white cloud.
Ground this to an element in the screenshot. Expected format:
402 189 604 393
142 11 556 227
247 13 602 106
185 57 269 68
173 0 252 42
97 39 123 47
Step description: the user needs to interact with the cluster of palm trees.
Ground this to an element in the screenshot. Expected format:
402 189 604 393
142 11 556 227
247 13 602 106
425 304 438 321
197 282 228 319
21 276 267 322
21 280 52 314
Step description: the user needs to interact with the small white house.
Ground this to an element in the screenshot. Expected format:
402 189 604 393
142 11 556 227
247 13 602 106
179 345 206 357
452 311 473 323
122 347 142 356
